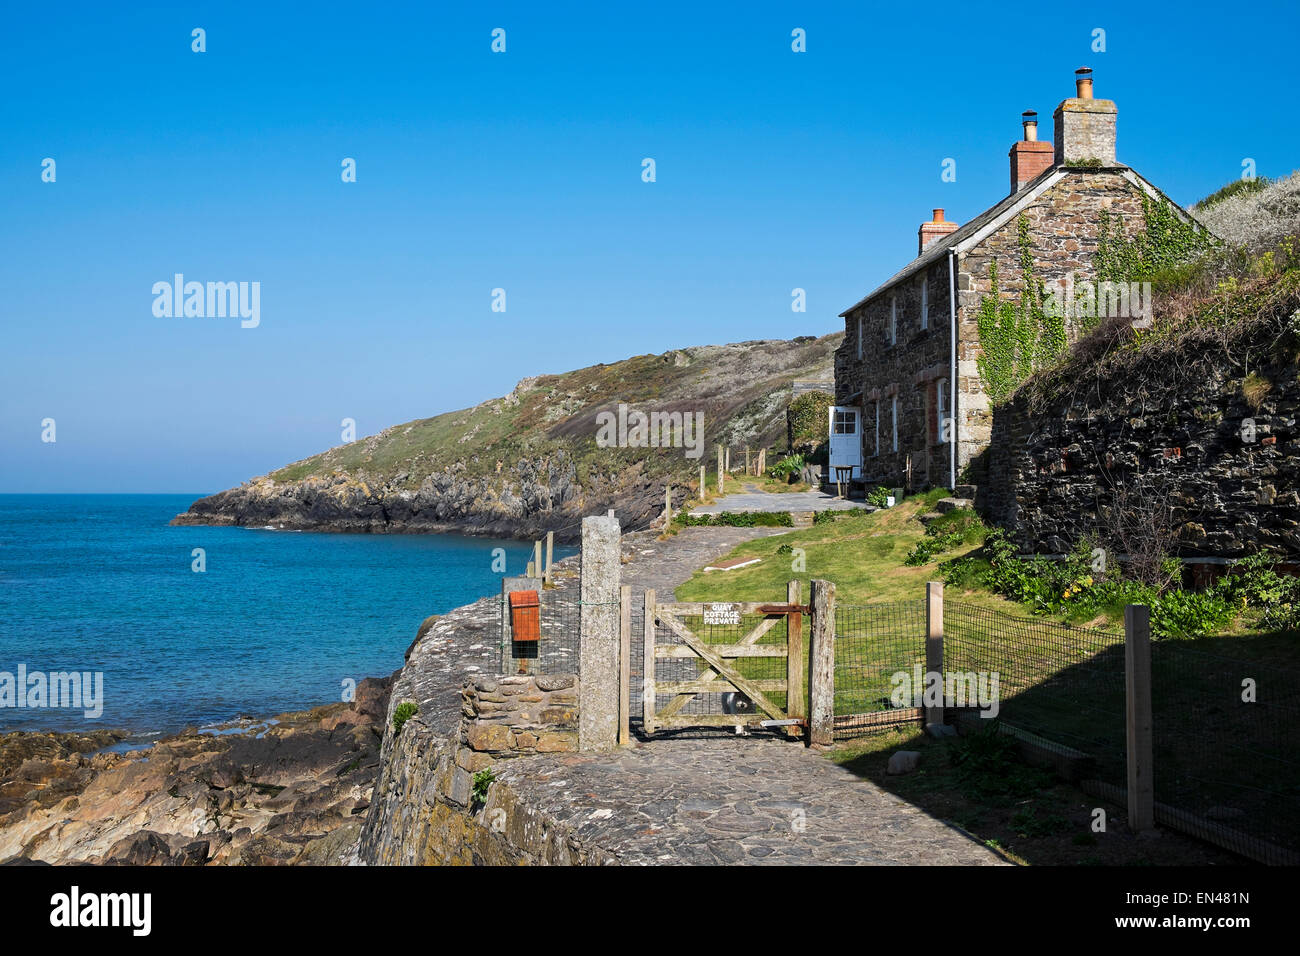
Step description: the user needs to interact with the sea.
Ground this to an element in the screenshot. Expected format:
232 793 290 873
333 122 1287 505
0 494 573 735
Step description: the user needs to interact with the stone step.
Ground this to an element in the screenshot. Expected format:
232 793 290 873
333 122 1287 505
953 484 978 500
791 511 815 528
935 497 975 514
918 511 944 526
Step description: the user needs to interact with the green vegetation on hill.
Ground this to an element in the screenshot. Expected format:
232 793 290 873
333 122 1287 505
269 335 840 491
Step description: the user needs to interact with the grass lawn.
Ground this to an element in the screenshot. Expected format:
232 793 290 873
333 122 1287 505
675 489 1017 611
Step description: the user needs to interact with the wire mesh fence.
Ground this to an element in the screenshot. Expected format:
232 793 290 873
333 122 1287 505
833 601 927 738
1147 640 1300 864
498 592 582 676
943 602 1128 784
943 600 1300 864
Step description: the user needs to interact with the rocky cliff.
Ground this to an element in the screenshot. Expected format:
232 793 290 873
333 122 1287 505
173 335 838 540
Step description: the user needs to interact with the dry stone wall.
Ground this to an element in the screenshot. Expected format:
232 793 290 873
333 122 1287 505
983 348 1300 559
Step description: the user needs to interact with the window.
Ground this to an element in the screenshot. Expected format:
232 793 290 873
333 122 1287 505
936 379 948 442
920 280 929 331
891 396 899 452
833 409 857 434
889 296 897 345
856 316 862 359
873 402 880 457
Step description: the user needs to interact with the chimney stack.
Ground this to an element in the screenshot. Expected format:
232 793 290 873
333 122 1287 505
1009 109 1054 194
1054 67 1116 166
918 208 959 255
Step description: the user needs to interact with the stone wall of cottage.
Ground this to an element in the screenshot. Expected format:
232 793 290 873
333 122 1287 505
835 257 954 489
955 169 1155 479
983 341 1300 560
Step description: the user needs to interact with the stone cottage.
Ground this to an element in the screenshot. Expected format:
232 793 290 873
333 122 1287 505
831 68 1201 491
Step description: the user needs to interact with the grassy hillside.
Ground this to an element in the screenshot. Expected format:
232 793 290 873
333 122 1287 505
176 334 840 538
271 335 838 490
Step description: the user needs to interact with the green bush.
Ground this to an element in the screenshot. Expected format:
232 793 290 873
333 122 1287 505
471 768 496 812
679 511 793 528
787 391 833 453
866 486 892 508
905 509 987 566
768 454 805 481
943 528 1261 639
392 701 418 734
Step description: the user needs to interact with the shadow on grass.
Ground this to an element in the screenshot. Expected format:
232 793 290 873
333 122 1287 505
828 723 1246 866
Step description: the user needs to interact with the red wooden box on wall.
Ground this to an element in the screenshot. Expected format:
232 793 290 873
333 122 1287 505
509 590 541 642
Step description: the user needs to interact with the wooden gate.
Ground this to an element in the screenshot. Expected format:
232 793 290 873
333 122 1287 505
641 583 808 739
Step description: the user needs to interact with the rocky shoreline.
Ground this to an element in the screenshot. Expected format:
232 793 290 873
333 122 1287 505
0 677 392 866
169 470 674 543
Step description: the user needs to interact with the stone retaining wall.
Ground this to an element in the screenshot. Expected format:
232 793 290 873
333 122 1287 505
461 674 579 757
983 339 1300 559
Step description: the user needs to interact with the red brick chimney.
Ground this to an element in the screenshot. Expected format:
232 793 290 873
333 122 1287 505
1009 110 1054 194
918 208 958 254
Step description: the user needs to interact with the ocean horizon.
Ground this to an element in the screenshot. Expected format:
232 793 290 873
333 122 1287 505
0 494 571 735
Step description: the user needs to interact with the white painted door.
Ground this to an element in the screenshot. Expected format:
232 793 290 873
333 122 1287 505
828 406 862 479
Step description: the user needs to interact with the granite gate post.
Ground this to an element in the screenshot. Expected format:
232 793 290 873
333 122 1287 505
579 514 621 752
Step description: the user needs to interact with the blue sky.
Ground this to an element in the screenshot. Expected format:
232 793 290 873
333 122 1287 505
3 1 1297 493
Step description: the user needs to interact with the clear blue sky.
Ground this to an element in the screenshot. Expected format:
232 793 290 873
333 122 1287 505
3 1 1297 493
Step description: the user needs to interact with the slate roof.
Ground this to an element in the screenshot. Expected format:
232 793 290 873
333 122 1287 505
832 161 1202 317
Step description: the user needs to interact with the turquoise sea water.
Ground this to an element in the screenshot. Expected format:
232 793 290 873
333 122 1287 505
0 495 571 734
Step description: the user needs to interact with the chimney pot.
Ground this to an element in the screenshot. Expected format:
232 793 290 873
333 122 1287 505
1075 67 1094 100
1022 110 1038 142
932 208 945 223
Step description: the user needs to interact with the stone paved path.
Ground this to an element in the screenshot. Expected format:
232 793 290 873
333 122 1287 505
690 488 870 515
493 738 1002 864
620 525 790 596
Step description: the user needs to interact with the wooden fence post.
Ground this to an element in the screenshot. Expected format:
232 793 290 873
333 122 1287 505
643 589 657 735
531 540 542 580
1125 604 1155 832
699 464 706 499
717 445 725 494
785 580 806 740
925 581 944 729
619 585 632 746
809 579 836 746
664 485 672 525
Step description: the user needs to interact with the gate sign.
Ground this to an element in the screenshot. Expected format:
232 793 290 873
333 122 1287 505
703 603 741 626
